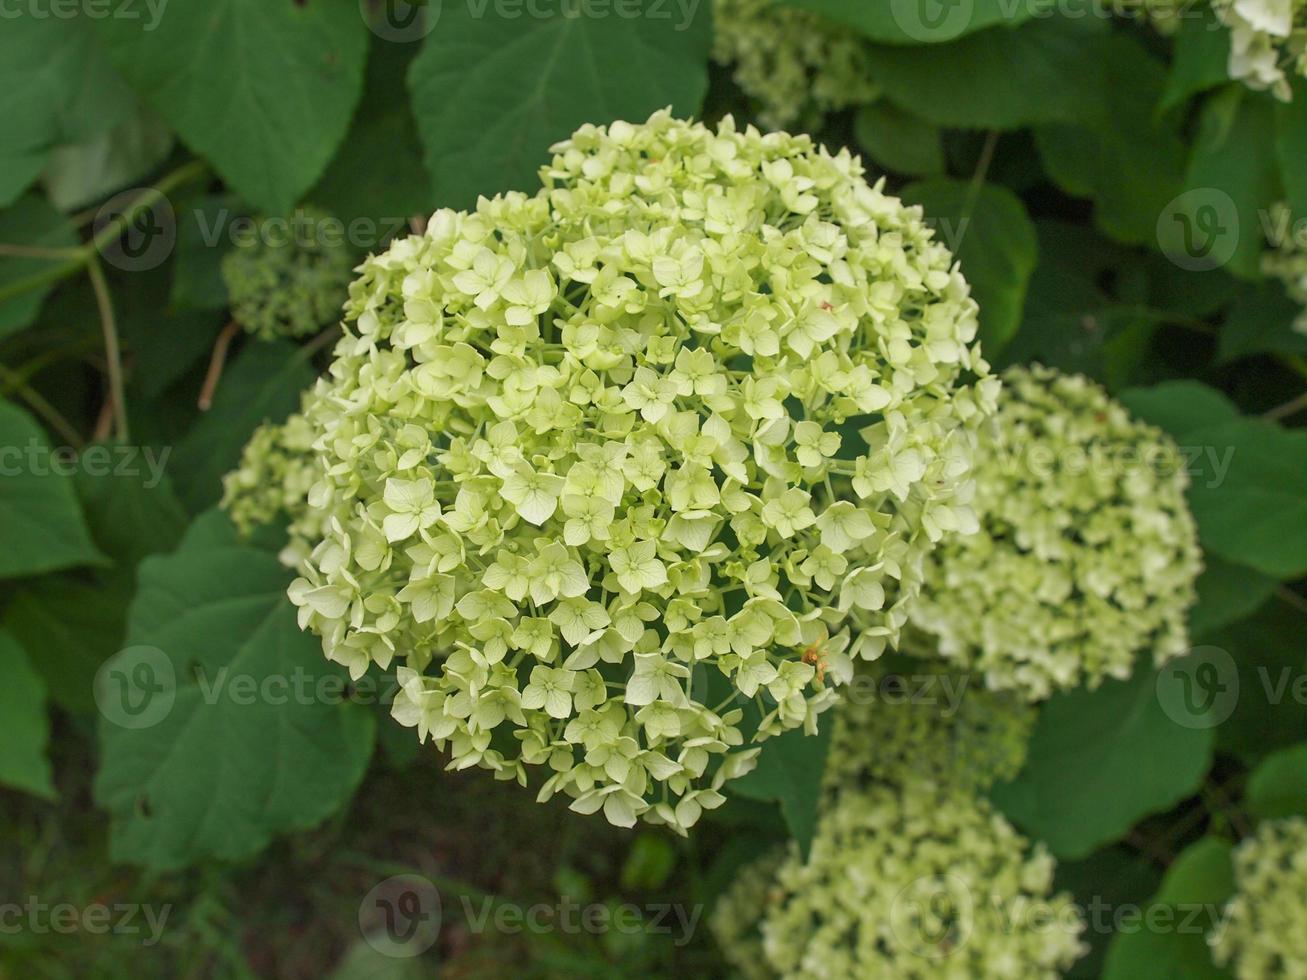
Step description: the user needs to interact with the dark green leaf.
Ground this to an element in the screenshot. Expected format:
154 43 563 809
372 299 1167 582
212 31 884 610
1056 846 1162 980
1160 8 1233 112
731 722 831 857
854 101 945 177
1102 837 1235 980
779 0 1053 44
1276 78 1307 221
990 662 1214 859
1246 742 1307 819
1217 282 1307 362
3 573 132 716
861 16 1108 130
94 510 375 870
0 630 56 799
902 178 1037 355
1189 555 1278 639
0 194 79 339
0 399 104 578
96 0 368 213
42 105 174 212
408 0 711 209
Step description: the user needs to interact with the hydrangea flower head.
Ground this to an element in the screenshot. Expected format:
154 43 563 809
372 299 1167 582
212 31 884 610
1211 817 1307 979
715 781 1085 978
909 365 1201 701
712 0 880 130
823 653 1035 797
221 206 356 340
1212 0 1307 100
277 111 994 833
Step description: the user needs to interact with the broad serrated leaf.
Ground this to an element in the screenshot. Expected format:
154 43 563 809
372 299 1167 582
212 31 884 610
855 101 945 178
730 722 831 857
1000 221 1158 387
901 178 1037 355
3 574 131 716
170 340 316 512
1160 8 1233 113
1055 846 1162 980
860 15 1108 130
1118 380 1240 437
1177 417 1307 578
1217 282 1307 362
0 399 104 578
1102 837 1235 980
1189 555 1278 639
1035 35 1187 245
779 0 1053 44
311 40 433 228
1166 85 1280 280
94 510 375 870
74 449 188 566
408 0 711 209
1276 78 1307 220
990 662 1214 859
0 630 56 800
0 12 134 206
1246 743 1307 820
0 194 79 339
1208 599 1307 765
42 105 174 212
95 0 368 214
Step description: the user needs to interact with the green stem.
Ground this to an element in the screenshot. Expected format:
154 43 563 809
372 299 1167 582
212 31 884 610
0 159 208 306
0 362 84 448
86 257 129 443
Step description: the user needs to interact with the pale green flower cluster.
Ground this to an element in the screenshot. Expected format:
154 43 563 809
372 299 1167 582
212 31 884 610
712 0 880 130
1211 818 1307 979
713 781 1085 978
221 206 355 340
276 111 994 833
822 653 1035 798
221 407 321 538
1263 202 1307 334
910 365 1201 701
1213 0 1307 100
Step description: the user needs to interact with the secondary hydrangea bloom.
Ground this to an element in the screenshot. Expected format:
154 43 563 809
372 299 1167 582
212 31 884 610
712 0 880 130
822 654 1034 797
910 365 1201 701
280 111 996 833
1212 0 1307 100
1211 818 1307 979
716 782 1085 978
221 406 321 538
221 206 356 340
1263 202 1307 335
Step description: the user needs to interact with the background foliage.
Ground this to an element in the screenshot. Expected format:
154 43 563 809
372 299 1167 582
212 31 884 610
0 0 1305 977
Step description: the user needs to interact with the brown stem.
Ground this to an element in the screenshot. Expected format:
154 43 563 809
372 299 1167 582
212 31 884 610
198 320 242 411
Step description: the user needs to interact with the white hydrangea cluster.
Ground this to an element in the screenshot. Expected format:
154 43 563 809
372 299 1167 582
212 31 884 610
714 781 1085 978
1211 818 1307 979
276 111 995 833
1263 202 1307 335
712 0 881 130
1213 0 1307 100
909 365 1201 701
821 654 1035 797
